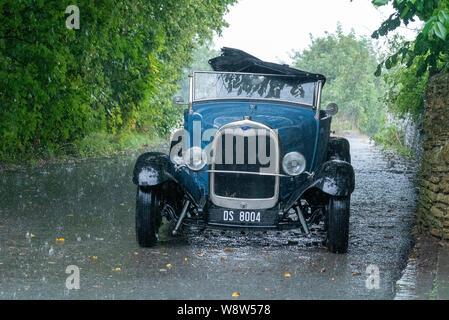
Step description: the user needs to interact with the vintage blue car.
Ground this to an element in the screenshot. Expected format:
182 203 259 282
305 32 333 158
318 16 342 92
132 48 355 253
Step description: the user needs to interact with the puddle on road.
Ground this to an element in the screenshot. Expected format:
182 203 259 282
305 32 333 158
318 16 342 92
179 227 326 250
0 137 420 299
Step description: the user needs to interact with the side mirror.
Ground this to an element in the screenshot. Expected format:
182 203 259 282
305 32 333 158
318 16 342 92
173 96 186 105
325 103 338 116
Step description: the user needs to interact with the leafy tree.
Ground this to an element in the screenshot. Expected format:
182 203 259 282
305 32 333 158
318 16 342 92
370 0 449 76
381 36 428 119
178 41 219 101
291 26 386 136
0 0 236 159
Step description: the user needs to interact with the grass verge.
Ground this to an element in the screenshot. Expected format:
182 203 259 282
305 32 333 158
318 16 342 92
0 130 166 170
372 124 414 158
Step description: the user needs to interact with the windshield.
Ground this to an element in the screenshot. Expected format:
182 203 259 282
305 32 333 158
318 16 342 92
193 72 317 105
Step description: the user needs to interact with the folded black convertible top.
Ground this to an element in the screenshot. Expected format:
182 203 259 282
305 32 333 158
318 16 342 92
208 47 326 85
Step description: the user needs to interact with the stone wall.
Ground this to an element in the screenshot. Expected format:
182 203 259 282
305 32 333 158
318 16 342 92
386 113 424 163
416 73 449 239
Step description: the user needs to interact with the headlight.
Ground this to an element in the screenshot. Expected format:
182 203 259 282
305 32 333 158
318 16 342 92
282 152 306 176
183 146 208 171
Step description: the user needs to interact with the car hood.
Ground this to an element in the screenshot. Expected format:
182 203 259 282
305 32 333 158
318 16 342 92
188 101 319 172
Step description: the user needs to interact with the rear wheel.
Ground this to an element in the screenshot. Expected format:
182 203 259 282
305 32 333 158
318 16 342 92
326 196 350 253
136 186 162 247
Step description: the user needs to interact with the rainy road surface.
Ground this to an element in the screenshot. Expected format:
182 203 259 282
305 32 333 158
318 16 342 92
0 135 419 299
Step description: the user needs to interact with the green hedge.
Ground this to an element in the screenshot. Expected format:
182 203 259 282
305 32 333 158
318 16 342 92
0 0 236 160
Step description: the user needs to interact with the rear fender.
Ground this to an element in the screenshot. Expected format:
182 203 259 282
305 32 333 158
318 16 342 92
327 137 351 162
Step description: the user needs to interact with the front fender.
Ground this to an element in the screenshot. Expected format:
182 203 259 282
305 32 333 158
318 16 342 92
311 160 355 195
284 160 355 210
132 152 206 208
132 152 170 186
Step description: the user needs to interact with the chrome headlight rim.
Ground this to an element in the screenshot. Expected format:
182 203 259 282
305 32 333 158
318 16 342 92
183 146 208 171
282 151 306 176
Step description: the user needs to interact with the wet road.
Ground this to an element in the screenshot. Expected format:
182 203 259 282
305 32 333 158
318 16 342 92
0 136 419 299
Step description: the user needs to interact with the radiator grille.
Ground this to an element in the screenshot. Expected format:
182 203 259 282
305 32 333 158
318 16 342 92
210 120 279 209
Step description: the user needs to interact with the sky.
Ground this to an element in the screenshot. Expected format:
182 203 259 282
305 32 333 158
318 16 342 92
213 0 422 64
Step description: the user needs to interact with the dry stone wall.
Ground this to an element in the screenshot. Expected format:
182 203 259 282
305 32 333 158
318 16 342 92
416 73 449 239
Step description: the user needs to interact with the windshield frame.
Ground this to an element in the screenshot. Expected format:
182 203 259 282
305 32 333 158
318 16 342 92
190 71 320 109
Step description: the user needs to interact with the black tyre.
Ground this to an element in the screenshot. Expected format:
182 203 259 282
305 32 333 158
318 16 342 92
326 196 350 253
136 186 162 247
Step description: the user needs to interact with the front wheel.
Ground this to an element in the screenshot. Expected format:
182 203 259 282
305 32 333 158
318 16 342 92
136 186 162 247
326 196 350 253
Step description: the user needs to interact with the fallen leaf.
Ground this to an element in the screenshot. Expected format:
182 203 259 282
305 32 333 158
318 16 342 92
166 264 172 269
384 235 394 239
210 249 215 253
224 248 234 252
220 257 227 262
284 273 291 278
320 268 326 273
232 292 240 297
115 267 121 271
48 261 56 264
197 253 205 257
331 277 335 281
352 272 361 276
95 237 104 241
92 256 98 260
30 233 36 238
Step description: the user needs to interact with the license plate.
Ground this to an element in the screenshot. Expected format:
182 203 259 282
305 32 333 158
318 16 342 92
208 208 278 226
